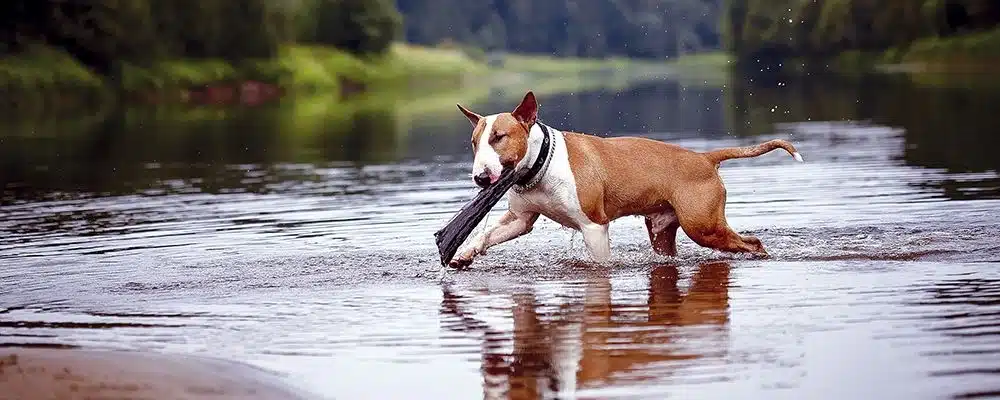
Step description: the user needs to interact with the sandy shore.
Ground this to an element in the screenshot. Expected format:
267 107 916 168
0 347 314 400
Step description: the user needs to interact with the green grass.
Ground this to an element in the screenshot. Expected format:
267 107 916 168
116 42 487 96
497 53 635 74
0 44 105 90
817 29 1000 76
665 51 733 70
264 43 488 92
723 26 1000 79
119 59 240 91
1 40 678 114
379 43 488 79
661 51 733 87
0 44 114 113
897 28 1000 73
1 42 487 100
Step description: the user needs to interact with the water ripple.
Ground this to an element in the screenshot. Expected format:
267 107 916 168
2 118 1000 399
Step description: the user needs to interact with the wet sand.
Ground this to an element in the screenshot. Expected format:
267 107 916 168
0 347 313 400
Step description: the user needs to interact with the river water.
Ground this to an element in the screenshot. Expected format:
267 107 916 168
2 72 1000 399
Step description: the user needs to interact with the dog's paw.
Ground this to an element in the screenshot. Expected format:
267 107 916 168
448 258 470 268
448 248 486 268
448 251 477 269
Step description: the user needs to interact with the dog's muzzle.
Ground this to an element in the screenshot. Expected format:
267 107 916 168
473 172 492 188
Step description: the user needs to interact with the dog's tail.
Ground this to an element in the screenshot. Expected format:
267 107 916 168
702 139 803 165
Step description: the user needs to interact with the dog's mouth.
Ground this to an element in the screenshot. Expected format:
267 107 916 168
473 168 515 188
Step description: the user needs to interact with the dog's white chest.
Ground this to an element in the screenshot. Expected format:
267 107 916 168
508 131 588 229
512 182 580 228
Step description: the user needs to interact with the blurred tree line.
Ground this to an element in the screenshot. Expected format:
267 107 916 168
0 0 736 74
396 0 724 59
12 0 998 80
0 0 402 75
0 0 730 78
723 0 1000 68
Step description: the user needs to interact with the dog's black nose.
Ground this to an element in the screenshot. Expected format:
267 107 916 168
474 172 492 188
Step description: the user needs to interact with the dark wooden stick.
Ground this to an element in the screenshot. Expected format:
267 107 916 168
434 168 522 266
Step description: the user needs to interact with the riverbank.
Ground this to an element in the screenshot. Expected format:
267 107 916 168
661 51 733 86
0 53 680 153
0 42 670 112
0 42 485 109
0 347 314 399
748 28 1000 80
825 28 1000 76
875 28 1000 74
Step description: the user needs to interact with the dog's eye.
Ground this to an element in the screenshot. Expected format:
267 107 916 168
491 132 506 143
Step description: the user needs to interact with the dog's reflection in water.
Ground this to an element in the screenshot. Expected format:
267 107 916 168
439 261 731 399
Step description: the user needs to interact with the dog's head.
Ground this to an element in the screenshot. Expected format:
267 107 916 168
456 91 538 188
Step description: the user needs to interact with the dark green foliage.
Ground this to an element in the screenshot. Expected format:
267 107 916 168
1 0 161 73
1 0 732 82
722 0 1000 68
0 0 402 83
394 0 724 59
304 0 403 55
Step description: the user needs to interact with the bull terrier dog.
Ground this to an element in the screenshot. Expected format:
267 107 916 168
449 91 803 268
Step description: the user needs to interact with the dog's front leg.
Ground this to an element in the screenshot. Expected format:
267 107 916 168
449 211 539 268
581 223 611 263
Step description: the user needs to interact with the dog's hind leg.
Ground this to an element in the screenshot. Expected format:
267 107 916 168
645 210 680 257
687 225 766 256
674 179 767 257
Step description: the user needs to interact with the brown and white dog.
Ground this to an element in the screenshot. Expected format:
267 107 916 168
450 91 802 268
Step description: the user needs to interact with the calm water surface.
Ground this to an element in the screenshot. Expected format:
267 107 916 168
2 73 1000 400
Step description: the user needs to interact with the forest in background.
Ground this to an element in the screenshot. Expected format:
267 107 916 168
1 0 731 104
0 0 725 80
0 0 406 93
722 0 1000 72
397 0 723 59
2 0 1000 99
0 0 404 71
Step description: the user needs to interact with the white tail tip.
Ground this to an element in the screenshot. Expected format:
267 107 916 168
793 152 804 162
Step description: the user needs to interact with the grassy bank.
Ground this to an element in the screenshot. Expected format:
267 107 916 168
2 41 670 112
1 43 488 105
266 53 680 144
796 28 1000 77
662 32 999 91
666 52 732 70
0 44 115 111
1 40 682 152
662 51 733 86
497 53 633 73
883 28 1000 74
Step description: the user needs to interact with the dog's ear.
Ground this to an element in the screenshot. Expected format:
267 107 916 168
511 91 538 125
456 103 481 126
